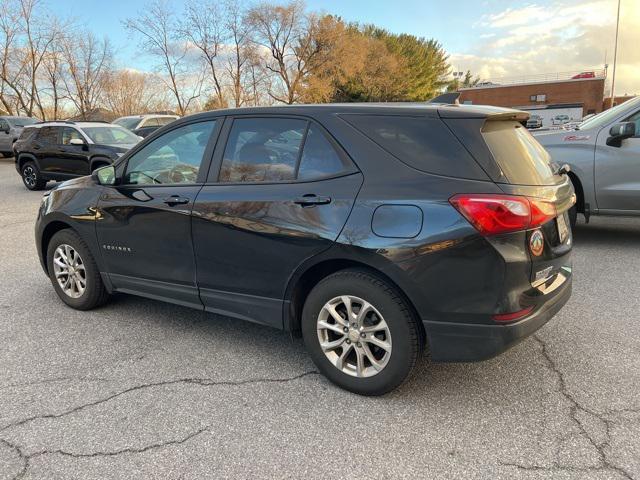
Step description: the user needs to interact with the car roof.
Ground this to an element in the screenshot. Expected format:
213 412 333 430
178 102 527 122
26 121 117 129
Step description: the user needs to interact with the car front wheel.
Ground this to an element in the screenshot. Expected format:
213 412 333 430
302 269 422 395
21 161 46 190
47 229 110 310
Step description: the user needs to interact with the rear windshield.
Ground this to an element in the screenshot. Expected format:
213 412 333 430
482 121 557 185
113 117 141 130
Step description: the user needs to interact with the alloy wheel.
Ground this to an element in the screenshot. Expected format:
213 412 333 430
52 244 87 298
23 166 37 187
317 295 392 377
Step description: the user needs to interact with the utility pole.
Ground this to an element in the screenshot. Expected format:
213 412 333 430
610 0 621 108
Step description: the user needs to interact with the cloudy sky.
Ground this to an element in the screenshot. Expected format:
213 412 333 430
57 0 638 95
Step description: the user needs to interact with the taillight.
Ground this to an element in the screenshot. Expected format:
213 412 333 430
449 194 556 235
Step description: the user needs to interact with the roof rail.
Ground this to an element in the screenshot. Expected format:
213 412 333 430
34 120 76 125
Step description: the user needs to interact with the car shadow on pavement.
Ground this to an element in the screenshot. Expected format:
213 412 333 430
573 218 640 247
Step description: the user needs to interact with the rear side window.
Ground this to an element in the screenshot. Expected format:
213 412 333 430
219 118 352 183
297 126 348 181
481 121 556 185
342 115 487 179
37 127 59 145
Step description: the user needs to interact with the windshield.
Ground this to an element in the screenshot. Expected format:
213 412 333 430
578 97 640 131
8 117 38 127
83 126 140 145
113 117 141 130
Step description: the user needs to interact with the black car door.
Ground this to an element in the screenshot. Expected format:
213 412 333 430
191 116 363 328
33 126 60 173
95 119 220 309
56 127 90 175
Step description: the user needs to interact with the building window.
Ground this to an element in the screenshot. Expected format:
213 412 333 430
530 94 547 102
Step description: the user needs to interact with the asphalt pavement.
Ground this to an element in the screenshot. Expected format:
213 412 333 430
0 157 639 479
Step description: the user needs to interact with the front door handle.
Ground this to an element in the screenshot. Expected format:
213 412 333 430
294 194 332 207
163 195 190 206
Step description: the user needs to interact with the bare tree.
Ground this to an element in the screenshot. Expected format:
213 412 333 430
247 1 339 104
180 0 227 108
224 0 261 107
102 69 171 116
124 0 203 115
61 32 111 119
0 0 59 117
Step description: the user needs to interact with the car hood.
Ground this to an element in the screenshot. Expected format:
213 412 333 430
54 175 95 190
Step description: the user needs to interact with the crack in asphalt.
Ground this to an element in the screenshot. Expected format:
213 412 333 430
1 427 209 480
0 370 319 433
499 335 634 479
0 371 318 478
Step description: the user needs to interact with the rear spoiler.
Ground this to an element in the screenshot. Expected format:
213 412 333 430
485 111 530 122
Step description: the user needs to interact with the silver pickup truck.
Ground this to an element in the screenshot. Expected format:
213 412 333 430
534 96 640 226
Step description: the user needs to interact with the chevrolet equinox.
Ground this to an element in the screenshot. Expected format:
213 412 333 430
35 104 574 395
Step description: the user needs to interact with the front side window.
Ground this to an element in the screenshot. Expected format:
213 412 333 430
219 118 351 183
124 121 216 185
625 110 640 135
61 127 83 145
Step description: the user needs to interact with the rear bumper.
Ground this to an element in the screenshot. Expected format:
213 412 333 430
424 274 571 362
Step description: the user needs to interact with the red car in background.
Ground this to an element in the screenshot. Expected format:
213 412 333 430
572 71 595 79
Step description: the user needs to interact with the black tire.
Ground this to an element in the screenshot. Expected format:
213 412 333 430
301 269 422 396
46 229 110 310
21 160 46 190
568 204 577 229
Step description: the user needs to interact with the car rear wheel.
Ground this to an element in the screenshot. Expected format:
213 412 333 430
302 269 422 395
47 230 110 310
21 161 46 190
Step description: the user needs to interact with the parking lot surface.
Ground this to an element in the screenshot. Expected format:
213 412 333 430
1 157 639 479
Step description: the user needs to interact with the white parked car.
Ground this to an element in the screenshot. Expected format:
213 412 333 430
552 114 571 126
113 114 179 138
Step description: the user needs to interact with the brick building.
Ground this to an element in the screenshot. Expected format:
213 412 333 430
457 70 607 121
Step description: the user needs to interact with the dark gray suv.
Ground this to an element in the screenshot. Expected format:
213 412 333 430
34 104 574 395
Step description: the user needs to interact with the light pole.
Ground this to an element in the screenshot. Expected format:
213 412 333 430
610 0 621 108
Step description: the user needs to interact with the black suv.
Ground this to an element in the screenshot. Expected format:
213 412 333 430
14 121 141 190
35 104 574 395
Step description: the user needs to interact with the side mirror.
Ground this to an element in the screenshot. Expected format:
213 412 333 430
0 125 9 134
607 122 636 147
69 137 86 146
92 165 116 186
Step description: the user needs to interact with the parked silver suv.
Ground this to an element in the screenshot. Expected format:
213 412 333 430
534 96 640 226
0 116 38 156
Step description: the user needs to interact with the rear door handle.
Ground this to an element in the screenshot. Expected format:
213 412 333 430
163 195 190 206
294 194 332 207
